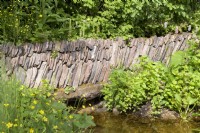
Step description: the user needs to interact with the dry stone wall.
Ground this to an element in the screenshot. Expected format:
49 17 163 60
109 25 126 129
0 33 194 89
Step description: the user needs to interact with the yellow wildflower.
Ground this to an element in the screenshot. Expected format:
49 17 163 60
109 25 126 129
42 116 48 122
19 85 24 90
14 124 18 127
4 104 9 107
29 128 34 133
6 122 13 128
46 102 50 106
30 106 35 110
53 125 58 129
47 92 51 97
39 14 42 18
89 103 92 106
91 107 95 111
82 105 86 109
39 110 44 115
30 93 35 97
69 115 73 119
33 100 37 105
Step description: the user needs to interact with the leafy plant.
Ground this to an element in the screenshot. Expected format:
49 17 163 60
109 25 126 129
0 67 95 132
65 86 75 95
102 39 200 119
162 40 200 119
102 57 166 113
51 50 58 59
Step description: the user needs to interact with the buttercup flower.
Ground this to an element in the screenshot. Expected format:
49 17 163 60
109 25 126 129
30 93 35 97
30 106 35 110
42 116 48 122
39 110 44 115
33 100 37 105
29 128 34 133
4 104 9 107
47 92 51 97
6 122 13 128
82 105 86 109
69 115 73 119
20 85 24 90
53 125 58 129
14 124 18 127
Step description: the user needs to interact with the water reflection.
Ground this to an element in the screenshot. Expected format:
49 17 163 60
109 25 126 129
92 112 200 133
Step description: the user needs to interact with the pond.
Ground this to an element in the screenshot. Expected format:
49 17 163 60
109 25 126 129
92 112 200 133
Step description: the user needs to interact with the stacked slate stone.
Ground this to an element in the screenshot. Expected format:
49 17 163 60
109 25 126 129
0 33 194 88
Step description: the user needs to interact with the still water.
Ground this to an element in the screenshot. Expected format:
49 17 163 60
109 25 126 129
92 112 200 133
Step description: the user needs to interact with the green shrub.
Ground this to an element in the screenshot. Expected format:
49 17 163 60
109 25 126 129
102 40 200 119
102 57 166 113
0 70 95 132
162 41 200 119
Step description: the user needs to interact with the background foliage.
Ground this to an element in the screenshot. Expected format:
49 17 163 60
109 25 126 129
0 0 200 44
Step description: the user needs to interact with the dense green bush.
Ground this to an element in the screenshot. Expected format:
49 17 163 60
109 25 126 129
102 39 200 119
162 41 200 119
102 57 166 113
0 0 200 44
0 68 95 132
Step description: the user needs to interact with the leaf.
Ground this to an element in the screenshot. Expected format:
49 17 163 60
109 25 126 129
169 51 186 67
54 0 58 7
187 96 197 105
175 94 181 103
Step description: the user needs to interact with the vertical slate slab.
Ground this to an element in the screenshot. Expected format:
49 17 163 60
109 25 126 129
83 60 93 83
34 62 48 88
131 40 144 65
92 61 103 84
54 61 63 88
110 41 119 67
98 60 108 82
65 64 76 86
24 68 33 87
59 64 69 88
15 67 26 84
72 61 83 88
30 67 38 88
